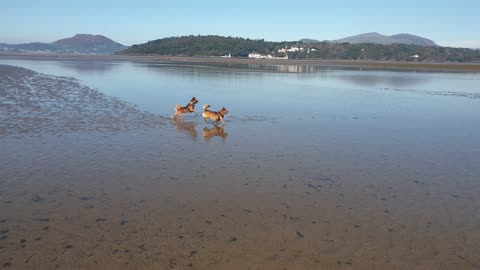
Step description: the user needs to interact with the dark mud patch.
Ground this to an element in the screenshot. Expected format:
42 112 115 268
0 65 164 137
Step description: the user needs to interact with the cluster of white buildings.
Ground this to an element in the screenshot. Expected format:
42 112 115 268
247 53 288 59
278 46 317 53
277 46 303 53
225 46 422 60
247 46 318 59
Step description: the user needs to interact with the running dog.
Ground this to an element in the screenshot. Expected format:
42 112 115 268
202 104 229 125
174 97 199 118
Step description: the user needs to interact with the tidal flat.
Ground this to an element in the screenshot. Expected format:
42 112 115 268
1 59 480 269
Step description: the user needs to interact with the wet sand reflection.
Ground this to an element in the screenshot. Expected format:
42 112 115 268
171 118 198 140
203 124 228 142
172 118 228 142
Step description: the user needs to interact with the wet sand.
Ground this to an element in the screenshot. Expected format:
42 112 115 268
0 65 163 137
1 65 480 269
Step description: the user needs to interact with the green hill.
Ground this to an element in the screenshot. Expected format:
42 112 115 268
290 42 480 62
122 35 295 57
121 35 480 62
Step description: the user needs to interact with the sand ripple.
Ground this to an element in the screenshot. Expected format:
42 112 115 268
0 65 164 137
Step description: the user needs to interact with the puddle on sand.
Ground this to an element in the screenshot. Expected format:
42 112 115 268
1 65 480 269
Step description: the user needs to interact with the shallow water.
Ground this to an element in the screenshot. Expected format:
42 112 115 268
1 57 480 269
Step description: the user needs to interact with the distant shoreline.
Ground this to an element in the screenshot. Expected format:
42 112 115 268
1 52 480 72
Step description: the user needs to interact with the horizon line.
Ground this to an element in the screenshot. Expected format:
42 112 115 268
2 33 479 49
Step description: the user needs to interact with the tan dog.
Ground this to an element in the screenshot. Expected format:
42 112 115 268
202 104 229 125
203 125 228 142
174 97 199 118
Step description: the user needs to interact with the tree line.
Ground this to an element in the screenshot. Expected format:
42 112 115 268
121 35 480 62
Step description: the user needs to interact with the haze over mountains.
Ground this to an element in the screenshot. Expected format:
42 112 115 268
301 32 438 47
0 34 127 54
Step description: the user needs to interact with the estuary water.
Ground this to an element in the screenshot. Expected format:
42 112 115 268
1 57 480 269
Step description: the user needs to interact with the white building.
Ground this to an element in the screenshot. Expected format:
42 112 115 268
248 52 288 59
248 53 274 59
278 46 303 53
248 53 263 59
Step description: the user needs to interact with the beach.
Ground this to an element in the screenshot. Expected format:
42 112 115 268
1 60 480 269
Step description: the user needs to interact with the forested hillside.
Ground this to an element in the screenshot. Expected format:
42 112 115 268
121 35 480 62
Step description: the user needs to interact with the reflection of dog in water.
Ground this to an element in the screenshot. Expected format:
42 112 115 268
203 125 228 142
202 104 229 125
174 97 199 119
172 118 198 140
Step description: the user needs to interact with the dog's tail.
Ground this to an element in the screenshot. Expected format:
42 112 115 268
203 104 210 111
172 104 182 119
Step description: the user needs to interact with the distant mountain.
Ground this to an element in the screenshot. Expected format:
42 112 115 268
299 38 322 44
0 34 127 54
332 32 438 47
52 34 127 53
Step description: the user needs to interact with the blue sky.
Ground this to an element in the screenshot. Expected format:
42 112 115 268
2 0 479 48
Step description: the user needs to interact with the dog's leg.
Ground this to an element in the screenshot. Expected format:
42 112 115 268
193 110 198 116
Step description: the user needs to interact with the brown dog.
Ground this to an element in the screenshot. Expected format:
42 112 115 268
202 104 229 125
175 97 199 118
